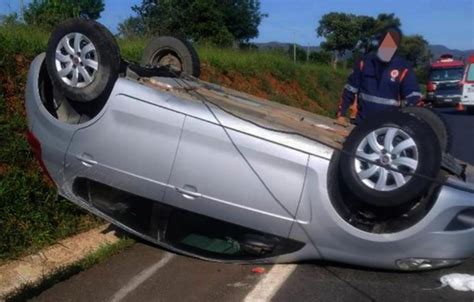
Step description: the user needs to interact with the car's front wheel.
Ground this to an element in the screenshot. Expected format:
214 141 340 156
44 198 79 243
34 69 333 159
340 111 442 208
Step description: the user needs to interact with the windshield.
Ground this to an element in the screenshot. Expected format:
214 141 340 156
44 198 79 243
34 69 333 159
466 63 474 82
430 67 464 81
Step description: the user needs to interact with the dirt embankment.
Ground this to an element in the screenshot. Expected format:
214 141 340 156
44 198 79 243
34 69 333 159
200 64 330 115
0 55 29 117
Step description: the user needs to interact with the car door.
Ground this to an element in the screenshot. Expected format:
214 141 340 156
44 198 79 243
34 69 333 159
462 62 474 104
163 116 309 237
64 94 185 204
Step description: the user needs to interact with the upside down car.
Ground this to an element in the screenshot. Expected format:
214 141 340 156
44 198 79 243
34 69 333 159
25 19 474 271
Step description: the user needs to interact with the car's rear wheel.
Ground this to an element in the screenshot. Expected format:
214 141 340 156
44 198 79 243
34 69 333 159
45 18 121 103
401 106 451 152
141 36 201 78
340 111 441 208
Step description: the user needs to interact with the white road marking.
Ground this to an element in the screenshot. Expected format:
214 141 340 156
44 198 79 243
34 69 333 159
110 252 175 302
244 264 297 302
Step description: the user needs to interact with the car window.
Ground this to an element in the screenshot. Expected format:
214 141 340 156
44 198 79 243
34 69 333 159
466 64 474 82
429 67 464 81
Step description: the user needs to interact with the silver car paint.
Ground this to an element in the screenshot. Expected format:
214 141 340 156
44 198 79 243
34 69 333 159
26 54 474 269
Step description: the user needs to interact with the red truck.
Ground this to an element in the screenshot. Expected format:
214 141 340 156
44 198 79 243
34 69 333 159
426 54 465 106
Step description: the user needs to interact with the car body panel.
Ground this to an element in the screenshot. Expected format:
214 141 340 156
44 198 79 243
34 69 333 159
164 115 309 237
65 94 185 203
462 59 474 106
26 53 474 270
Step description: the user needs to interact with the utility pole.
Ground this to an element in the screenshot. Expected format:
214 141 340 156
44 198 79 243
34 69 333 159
19 0 24 21
307 43 310 62
293 32 296 63
293 43 296 63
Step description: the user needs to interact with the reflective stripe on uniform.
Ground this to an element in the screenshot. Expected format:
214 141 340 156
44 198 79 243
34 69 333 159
344 84 359 93
405 91 422 99
400 68 409 82
359 93 400 106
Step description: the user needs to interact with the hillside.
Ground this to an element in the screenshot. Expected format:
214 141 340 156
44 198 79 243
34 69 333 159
255 41 474 60
0 25 347 261
429 45 474 60
121 40 347 116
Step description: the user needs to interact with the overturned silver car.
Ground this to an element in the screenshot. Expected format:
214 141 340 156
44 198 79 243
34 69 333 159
25 19 474 271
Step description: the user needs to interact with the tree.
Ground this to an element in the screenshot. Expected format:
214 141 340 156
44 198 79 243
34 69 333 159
0 13 20 26
219 0 267 42
316 13 360 68
119 0 267 46
117 16 145 38
399 35 432 82
24 0 104 30
310 50 334 65
356 13 401 54
355 15 377 54
399 35 432 68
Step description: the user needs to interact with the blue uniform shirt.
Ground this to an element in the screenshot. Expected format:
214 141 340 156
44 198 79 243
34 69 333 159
337 53 422 123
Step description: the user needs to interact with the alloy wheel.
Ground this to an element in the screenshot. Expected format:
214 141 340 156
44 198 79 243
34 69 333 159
354 127 419 191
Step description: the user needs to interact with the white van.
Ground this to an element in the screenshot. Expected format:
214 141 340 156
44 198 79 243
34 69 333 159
461 56 474 113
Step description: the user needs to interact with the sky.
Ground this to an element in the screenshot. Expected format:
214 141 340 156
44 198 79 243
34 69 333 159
1 0 473 50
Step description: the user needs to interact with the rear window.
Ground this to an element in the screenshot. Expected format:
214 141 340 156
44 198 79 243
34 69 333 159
429 67 464 81
466 64 474 82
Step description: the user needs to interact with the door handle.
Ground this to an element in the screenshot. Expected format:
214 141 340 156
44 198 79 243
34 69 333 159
76 154 97 167
175 186 202 199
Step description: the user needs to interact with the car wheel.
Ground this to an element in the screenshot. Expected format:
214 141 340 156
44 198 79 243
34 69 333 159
467 106 474 114
340 111 441 208
401 107 451 152
45 18 121 103
141 36 201 78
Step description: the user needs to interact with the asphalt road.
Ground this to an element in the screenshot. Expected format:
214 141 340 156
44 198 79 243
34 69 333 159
435 107 474 165
31 242 474 302
30 107 474 302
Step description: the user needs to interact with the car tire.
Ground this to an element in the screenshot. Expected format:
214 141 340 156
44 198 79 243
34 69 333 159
340 111 441 208
141 36 201 78
45 18 121 103
467 106 474 114
401 107 452 152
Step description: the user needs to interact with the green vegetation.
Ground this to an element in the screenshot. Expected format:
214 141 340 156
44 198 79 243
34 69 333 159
0 24 48 66
0 24 102 262
197 45 347 115
0 23 346 261
24 0 105 30
0 167 102 261
119 0 266 46
316 12 432 71
5 238 135 302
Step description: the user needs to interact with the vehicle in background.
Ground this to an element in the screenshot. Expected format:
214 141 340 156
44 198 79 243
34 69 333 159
461 56 474 113
426 54 465 107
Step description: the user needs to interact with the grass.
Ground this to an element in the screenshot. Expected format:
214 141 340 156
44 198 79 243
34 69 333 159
5 237 135 302
196 45 348 115
0 167 102 261
0 24 102 262
0 23 347 261
0 24 48 74
118 37 147 63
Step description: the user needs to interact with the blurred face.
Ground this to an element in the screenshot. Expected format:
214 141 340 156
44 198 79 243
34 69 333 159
377 31 400 62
